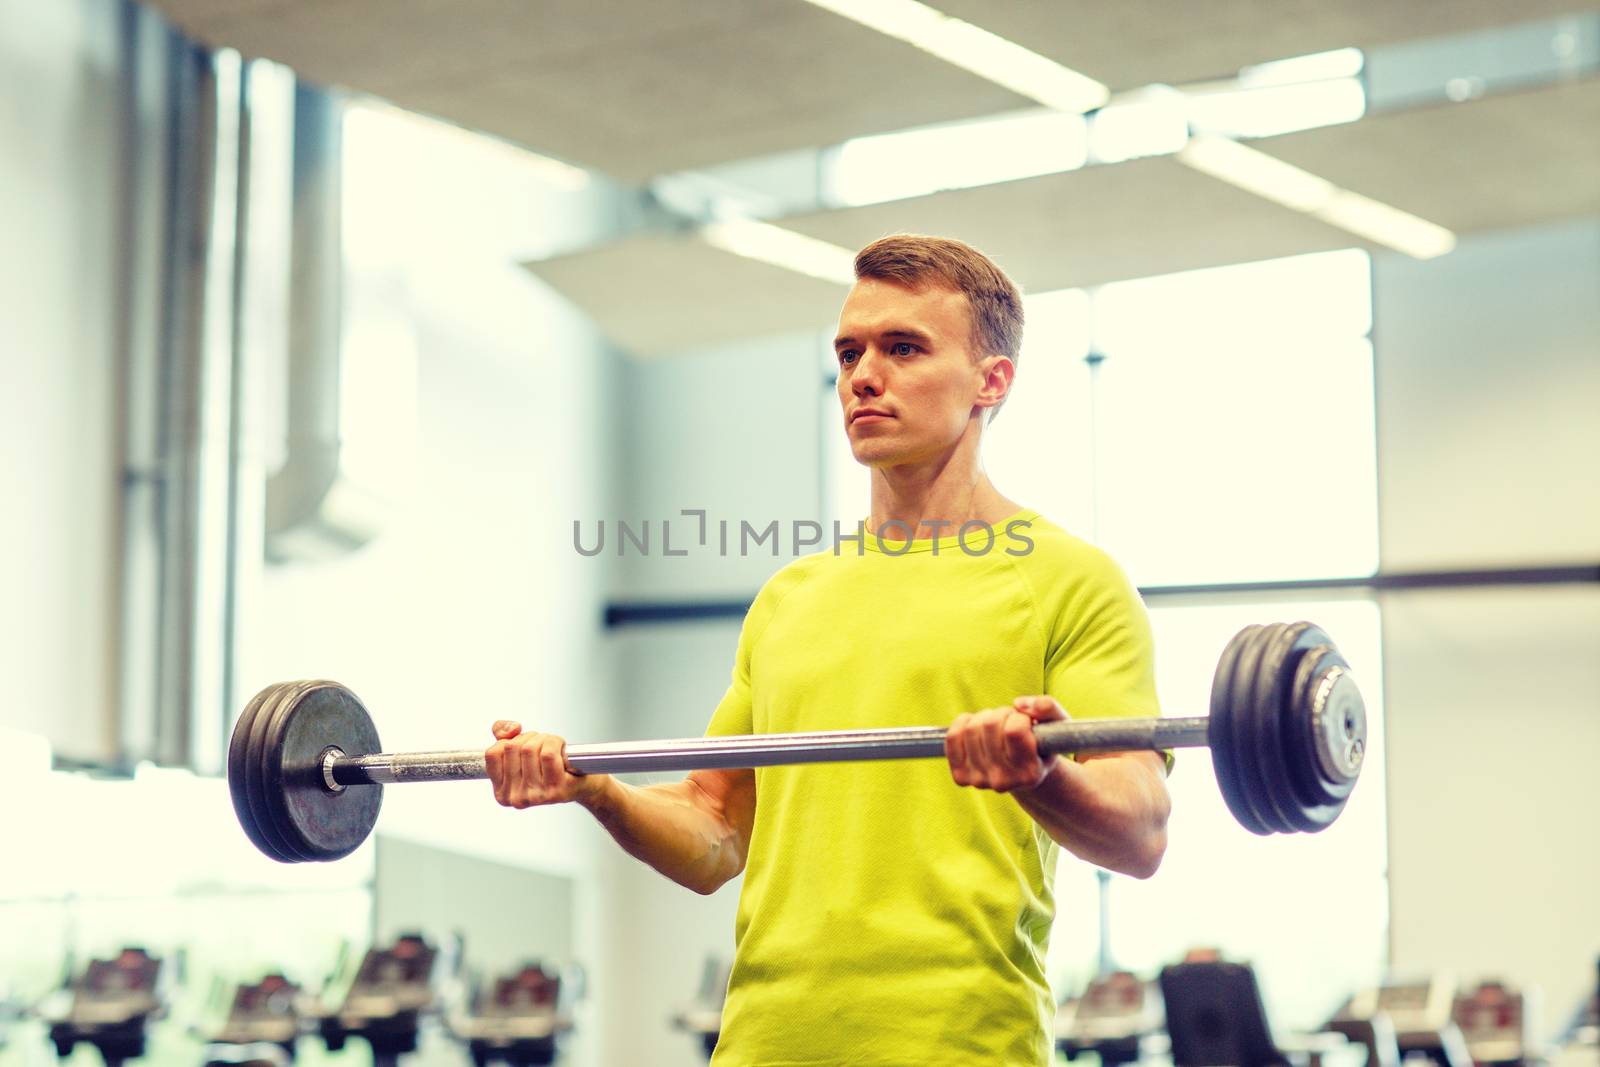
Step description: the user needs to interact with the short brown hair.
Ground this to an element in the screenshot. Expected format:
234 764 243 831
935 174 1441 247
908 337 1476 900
854 234 1023 422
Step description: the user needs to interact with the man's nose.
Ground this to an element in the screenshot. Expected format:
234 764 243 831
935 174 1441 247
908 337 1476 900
852 349 886 395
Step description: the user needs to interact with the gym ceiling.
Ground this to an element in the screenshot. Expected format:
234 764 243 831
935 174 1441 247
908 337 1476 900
146 0 1600 357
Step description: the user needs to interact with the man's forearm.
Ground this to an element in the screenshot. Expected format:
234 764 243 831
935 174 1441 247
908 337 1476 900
1015 754 1170 878
578 776 747 895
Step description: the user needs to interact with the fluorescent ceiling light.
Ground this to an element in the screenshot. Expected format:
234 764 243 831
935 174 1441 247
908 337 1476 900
801 0 1110 113
1089 87 1190 164
699 219 857 284
1186 77 1367 139
1239 47 1364 87
832 108 1087 206
1178 134 1456 259
1178 134 1335 211
1316 190 1456 259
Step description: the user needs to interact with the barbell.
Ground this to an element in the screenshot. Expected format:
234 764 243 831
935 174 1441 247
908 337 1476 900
227 620 1367 863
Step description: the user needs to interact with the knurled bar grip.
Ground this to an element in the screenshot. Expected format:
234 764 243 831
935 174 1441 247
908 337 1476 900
327 716 1211 786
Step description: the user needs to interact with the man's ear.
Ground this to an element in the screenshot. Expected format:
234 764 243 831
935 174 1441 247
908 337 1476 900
976 354 1014 417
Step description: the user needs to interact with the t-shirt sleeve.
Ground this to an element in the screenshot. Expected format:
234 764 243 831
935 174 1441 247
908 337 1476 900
703 568 794 737
1041 549 1167 766
704 611 756 737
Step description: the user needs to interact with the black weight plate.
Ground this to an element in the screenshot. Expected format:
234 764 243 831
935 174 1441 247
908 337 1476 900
229 686 288 863
248 682 321 862
253 681 330 863
1229 623 1279 833
260 682 383 863
1256 623 1325 833
1254 627 1356 831
1236 622 1297 834
1262 622 1336 832
254 684 329 870
1285 639 1333 803
1286 643 1361 830
1260 627 1324 831
1209 625 1271 836
1285 641 1357 808
243 682 313 862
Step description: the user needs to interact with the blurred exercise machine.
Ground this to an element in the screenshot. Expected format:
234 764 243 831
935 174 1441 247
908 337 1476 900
450 961 575 1067
1452 980 1543 1067
317 933 448 1067
1324 1007 1400 1067
1163 955 1353 1067
46 947 166 1067
200 974 304 1067
1330 976 1472 1067
1056 970 1164 1067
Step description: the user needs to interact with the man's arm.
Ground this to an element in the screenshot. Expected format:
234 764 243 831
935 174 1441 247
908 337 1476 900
945 696 1171 879
1013 751 1170 878
581 769 755 895
486 721 755 895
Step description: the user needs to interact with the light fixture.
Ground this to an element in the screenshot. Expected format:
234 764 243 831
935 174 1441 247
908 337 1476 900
1316 190 1457 259
699 219 858 284
832 108 1088 206
801 0 1109 113
1178 134 1456 259
1184 77 1368 139
1178 134 1336 211
1089 86 1190 164
1238 47 1365 88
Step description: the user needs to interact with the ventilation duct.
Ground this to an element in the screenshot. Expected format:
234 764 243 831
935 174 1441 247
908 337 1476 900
117 30 389 772
117 22 245 773
264 83 388 562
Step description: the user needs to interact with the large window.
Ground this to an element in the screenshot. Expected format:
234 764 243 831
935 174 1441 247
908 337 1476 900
825 249 1388 1026
1090 250 1377 587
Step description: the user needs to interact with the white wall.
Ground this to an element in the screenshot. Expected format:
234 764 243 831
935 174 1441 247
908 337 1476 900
616 330 828 601
1375 219 1600 569
0 0 121 760
1382 586 1600 1030
1374 218 1600 1032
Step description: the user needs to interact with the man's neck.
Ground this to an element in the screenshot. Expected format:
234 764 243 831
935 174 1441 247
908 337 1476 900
866 461 1021 541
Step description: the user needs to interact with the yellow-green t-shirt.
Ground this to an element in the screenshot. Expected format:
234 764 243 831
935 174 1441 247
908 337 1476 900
705 508 1161 1067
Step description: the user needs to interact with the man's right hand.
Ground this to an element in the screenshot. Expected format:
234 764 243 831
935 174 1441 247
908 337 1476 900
485 721 608 808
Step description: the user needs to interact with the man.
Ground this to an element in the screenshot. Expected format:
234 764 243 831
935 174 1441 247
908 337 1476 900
486 234 1171 1065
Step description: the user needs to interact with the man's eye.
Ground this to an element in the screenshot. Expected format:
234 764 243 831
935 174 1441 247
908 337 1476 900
891 342 916 355
839 350 859 364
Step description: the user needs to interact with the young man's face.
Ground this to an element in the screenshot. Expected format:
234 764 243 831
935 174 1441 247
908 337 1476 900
834 277 998 468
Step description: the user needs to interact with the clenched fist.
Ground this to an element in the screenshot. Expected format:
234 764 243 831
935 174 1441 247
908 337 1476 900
485 721 607 809
944 695 1068 793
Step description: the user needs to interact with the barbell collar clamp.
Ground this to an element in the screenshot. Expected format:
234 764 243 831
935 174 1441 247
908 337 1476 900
321 747 346 794
1310 666 1365 783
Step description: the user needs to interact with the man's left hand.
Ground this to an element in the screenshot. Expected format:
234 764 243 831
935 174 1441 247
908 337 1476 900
945 695 1068 794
